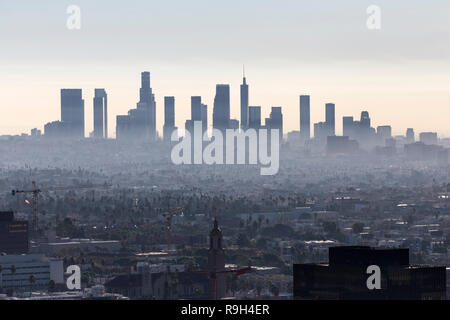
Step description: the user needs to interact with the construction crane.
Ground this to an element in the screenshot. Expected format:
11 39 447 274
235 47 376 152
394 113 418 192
162 206 184 251
11 181 111 235
190 266 252 300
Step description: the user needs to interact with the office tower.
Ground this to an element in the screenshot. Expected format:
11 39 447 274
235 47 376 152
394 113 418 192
266 106 283 142
300 95 310 140
191 96 202 121
93 89 108 138
137 71 157 139
240 70 249 129
163 96 175 141
248 106 261 129
294 246 446 300
343 116 354 137
406 128 415 144
360 111 371 128
419 132 438 145
325 103 335 136
61 89 85 138
268 107 283 132
201 103 208 132
377 125 392 144
116 72 157 140
0 211 28 254
212 84 230 131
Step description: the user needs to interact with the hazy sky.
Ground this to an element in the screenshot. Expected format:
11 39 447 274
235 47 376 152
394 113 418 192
1 0 449 138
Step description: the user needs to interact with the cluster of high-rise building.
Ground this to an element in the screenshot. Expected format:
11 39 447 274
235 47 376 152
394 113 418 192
39 70 444 157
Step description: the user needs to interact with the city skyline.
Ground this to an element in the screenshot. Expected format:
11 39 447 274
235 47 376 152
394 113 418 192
1 1 450 138
4 69 450 141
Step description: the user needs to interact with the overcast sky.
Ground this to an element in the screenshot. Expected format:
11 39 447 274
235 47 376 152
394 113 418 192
1 0 449 137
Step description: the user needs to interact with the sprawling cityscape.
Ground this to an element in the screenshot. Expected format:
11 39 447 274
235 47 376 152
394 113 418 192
1 1 449 309
0 68 448 300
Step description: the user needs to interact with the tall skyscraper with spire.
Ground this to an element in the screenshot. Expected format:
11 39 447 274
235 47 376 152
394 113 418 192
240 67 249 129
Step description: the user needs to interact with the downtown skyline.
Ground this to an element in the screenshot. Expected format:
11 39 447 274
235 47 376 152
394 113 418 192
3 68 449 140
1 1 450 137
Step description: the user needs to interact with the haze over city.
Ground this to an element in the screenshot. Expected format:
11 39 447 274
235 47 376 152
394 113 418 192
1 0 450 138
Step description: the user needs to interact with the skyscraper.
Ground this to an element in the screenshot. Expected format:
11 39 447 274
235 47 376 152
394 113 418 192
137 71 157 139
300 95 310 140
240 70 249 129
343 116 355 137
116 72 157 140
61 89 85 138
191 96 202 121
267 106 283 140
248 106 261 129
201 103 208 133
325 103 335 136
163 96 175 141
406 128 415 144
93 89 108 138
212 85 230 131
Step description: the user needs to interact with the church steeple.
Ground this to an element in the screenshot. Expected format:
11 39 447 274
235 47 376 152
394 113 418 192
209 218 223 250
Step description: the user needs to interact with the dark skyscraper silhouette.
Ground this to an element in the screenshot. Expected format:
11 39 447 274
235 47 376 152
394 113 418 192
163 96 175 141
186 96 207 134
137 71 157 139
93 89 108 139
248 106 261 129
240 69 249 129
116 72 157 140
61 89 85 138
213 85 230 131
300 95 310 140
325 103 335 136
191 96 202 121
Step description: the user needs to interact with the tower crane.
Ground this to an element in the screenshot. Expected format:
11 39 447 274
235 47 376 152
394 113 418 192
11 181 111 235
162 206 184 251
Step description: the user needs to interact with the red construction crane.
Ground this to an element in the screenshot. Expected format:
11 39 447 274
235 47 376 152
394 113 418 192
12 181 111 235
190 266 252 300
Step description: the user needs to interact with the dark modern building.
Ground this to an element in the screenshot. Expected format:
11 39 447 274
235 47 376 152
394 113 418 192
266 107 283 139
325 103 335 136
93 89 108 139
240 72 249 129
294 246 446 300
248 106 261 129
163 96 176 141
0 211 28 254
61 89 85 138
212 84 230 131
299 95 310 141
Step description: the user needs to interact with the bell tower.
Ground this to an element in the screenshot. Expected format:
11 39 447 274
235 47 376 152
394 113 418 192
208 219 226 299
